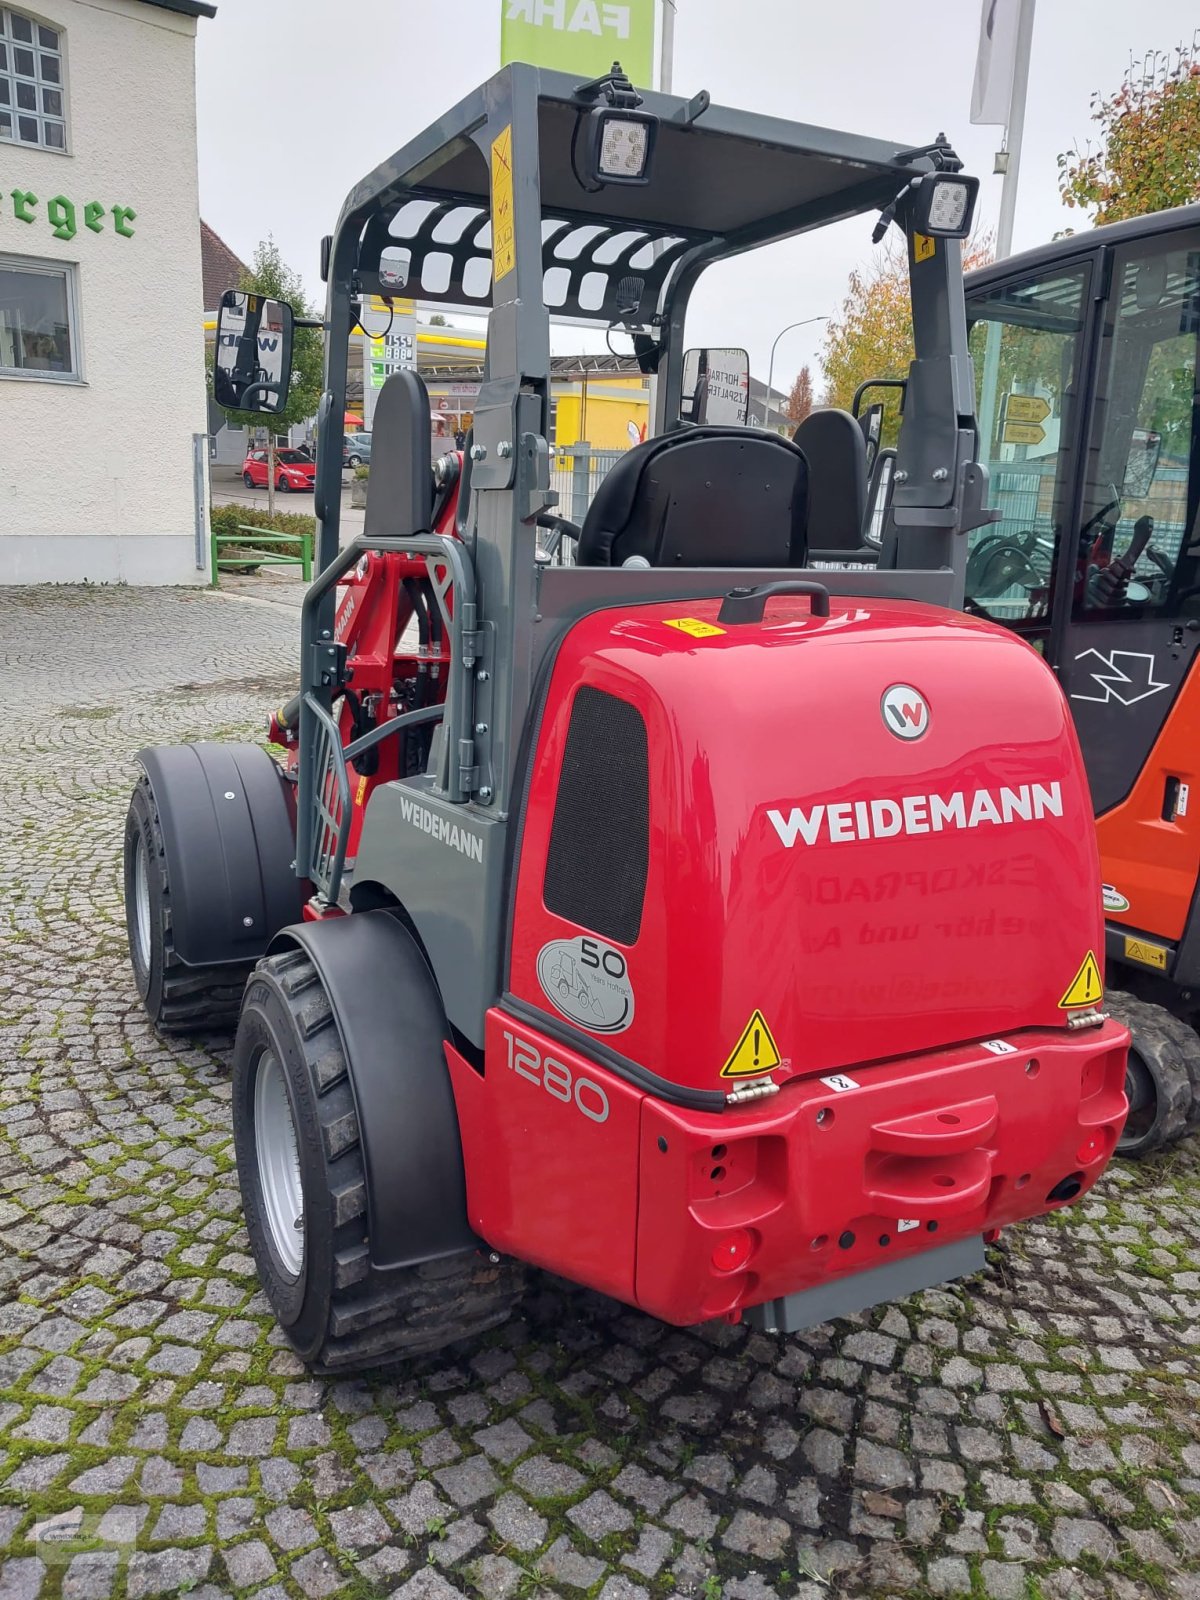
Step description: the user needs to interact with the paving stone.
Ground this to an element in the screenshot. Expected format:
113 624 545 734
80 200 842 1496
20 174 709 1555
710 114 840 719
222 1540 277 1588
62 1552 120 1600
326 1504 391 1553
487 1491 548 1553
721 1509 790 1559
472 1417 534 1463
537 1534 607 1590
126 1547 213 1598
622 1525 674 1580
466 1555 522 1600
1050 1516 1117 1563
434 1453 500 1508
568 1489 634 1540
290 1549 346 1598
855 1438 915 1489
0 1560 46 1600
927 1555 973 1595
69 1455 136 1495
265 1506 319 1553
515 1459 588 1504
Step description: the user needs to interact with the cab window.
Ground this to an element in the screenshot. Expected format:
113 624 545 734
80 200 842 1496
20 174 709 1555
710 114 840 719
966 266 1090 630
1075 237 1200 621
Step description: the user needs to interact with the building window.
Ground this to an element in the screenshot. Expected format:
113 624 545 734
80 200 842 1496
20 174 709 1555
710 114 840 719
0 8 66 151
0 256 79 379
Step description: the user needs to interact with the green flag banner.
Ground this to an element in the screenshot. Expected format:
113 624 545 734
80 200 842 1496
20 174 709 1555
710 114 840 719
500 0 655 86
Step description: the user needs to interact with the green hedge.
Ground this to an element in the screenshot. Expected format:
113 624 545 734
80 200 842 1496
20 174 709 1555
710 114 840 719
210 504 316 545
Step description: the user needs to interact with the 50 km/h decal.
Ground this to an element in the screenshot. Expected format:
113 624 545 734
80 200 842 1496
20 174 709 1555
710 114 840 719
537 936 634 1034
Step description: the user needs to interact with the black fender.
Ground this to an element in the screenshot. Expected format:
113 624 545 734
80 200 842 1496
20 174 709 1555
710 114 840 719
269 911 477 1272
138 743 302 967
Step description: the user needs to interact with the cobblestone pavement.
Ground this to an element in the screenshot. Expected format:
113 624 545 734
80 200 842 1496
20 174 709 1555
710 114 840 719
2 587 1199 1600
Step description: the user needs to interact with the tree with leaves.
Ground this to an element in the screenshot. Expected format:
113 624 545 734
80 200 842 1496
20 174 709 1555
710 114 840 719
1058 34 1200 226
785 365 814 427
821 239 994 445
216 239 323 516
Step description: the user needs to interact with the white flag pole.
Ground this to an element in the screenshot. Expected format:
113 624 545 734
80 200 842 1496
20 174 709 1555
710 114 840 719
995 0 1036 260
978 0 1036 461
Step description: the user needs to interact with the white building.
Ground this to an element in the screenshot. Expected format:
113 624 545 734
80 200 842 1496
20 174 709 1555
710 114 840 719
1 0 214 585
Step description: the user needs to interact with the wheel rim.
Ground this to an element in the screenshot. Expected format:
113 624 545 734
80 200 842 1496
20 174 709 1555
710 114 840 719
1119 1051 1158 1154
133 833 152 970
254 1050 304 1277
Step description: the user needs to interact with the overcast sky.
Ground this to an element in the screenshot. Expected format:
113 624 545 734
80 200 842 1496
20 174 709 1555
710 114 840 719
195 0 1197 395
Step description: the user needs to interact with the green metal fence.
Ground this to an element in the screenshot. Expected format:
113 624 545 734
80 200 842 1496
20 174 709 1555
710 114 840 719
210 525 313 587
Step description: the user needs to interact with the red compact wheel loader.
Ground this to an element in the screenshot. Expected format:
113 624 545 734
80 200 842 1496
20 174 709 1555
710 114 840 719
124 64 1129 1370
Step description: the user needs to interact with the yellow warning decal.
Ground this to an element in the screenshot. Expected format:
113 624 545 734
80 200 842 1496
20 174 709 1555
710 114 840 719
1058 951 1103 1008
913 232 936 262
663 618 725 639
491 125 515 281
1124 936 1168 972
720 1009 782 1078
355 776 368 807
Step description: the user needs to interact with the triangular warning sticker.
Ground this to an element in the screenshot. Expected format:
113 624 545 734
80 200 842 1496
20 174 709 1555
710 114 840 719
720 1009 782 1078
1059 951 1103 1009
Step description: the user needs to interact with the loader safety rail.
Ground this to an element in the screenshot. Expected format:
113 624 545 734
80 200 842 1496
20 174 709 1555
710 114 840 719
210 524 314 587
296 532 481 906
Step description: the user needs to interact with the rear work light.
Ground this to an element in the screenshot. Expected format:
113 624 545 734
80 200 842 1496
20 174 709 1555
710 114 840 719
911 173 980 239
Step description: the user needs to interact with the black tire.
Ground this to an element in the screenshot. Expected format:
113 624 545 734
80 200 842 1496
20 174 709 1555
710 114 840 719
242 471 256 489
232 948 524 1371
277 477 291 494
347 454 361 467
1107 990 1197 1158
123 775 254 1033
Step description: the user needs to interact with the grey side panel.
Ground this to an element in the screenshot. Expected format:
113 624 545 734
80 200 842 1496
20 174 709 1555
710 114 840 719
744 1236 986 1334
350 778 507 1047
138 743 301 968
268 911 478 1273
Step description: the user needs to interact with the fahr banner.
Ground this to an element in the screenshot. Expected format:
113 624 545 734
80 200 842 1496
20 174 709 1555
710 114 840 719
500 0 655 86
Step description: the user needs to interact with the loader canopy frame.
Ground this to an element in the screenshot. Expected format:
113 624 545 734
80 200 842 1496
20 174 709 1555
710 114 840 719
299 64 994 974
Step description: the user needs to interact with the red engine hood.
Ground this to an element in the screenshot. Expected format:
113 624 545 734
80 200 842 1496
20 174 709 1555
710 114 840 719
510 596 1106 1097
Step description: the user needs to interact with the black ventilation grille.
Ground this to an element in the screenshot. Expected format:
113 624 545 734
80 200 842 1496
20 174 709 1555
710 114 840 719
543 687 649 947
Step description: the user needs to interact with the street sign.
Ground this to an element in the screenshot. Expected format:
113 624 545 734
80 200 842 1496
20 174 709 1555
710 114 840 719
500 0 655 86
1002 420 1046 446
1004 394 1051 424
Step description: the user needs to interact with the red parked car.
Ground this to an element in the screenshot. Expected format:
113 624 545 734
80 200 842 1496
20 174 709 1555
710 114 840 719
241 449 316 493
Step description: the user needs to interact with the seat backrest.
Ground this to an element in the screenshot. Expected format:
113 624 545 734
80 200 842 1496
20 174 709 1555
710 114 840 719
577 426 809 568
362 369 434 542
792 408 869 553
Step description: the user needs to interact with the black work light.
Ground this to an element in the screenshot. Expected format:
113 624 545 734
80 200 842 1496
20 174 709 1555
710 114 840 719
574 62 659 191
910 173 980 239
585 105 658 186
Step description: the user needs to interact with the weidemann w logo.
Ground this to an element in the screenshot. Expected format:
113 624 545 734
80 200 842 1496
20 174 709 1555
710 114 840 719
881 684 929 739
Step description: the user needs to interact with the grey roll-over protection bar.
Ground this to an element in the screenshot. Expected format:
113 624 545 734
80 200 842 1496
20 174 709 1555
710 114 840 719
136 743 302 968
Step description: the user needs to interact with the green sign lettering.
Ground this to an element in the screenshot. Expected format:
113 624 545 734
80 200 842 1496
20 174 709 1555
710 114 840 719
48 194 76 240
1 187 135 239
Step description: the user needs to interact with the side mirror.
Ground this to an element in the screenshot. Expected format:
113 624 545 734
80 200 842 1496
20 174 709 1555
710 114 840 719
214 290 295 415
680 347 750 426
1123 428 1162 500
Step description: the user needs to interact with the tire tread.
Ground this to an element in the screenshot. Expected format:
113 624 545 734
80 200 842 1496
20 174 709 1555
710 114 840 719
248 948 524 1371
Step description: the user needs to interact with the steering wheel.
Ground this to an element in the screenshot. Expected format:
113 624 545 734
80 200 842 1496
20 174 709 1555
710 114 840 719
966 530 1047 598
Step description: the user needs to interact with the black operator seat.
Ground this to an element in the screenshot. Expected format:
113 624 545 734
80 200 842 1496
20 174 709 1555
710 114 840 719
792 409 872 557
575 426 809 568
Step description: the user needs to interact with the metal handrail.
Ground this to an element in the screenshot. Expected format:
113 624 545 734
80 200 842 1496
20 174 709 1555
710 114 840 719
296 532 479 901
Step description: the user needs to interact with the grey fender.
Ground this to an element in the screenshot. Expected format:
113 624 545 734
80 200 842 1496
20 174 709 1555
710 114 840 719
138 743 302 967
269 910 478 1272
